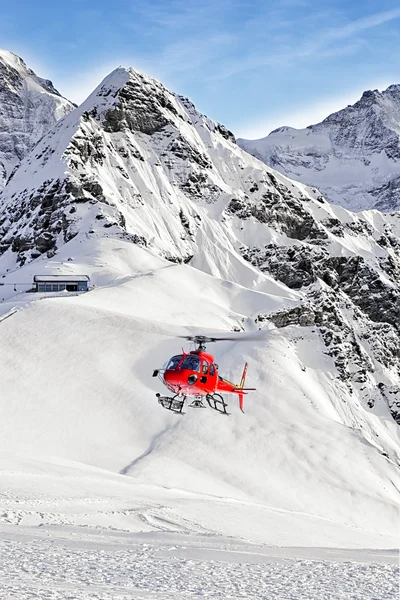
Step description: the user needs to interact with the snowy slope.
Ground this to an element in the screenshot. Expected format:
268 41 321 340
0 49 74 188
238 85 400 211
0 239 399 598
0 238 399 538
0 63 398 439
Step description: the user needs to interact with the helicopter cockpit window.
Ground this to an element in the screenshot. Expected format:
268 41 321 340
166 355 183 370
179 355 201 372
202 361 209 374
209 363 215 376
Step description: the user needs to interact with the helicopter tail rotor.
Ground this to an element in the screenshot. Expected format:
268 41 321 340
232 362 256 412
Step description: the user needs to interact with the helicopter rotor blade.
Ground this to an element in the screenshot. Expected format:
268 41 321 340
177 332 267 344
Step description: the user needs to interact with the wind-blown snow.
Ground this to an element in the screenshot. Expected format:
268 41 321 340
1 452 398 599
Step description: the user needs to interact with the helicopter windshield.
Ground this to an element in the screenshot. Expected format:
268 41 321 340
179 355 201 372
165 355 183 370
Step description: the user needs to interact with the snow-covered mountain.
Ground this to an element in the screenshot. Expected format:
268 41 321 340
0 49 74 188
0 64 399 423
0 64 399 594
238 85 400 212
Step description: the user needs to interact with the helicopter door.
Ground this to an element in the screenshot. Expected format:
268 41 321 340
200 360 209 383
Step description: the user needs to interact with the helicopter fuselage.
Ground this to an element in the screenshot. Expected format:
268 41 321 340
153 347 254 412
162 350 218 396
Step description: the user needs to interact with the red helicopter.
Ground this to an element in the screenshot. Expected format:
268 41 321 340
152 335 256 415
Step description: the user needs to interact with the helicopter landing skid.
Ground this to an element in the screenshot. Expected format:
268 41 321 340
206 393 229 415
156 393 185 414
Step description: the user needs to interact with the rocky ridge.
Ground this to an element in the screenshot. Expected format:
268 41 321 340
238 85 400 212
0 50 74 188
0 64 399 428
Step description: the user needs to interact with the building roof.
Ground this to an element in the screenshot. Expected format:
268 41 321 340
34 275 90 282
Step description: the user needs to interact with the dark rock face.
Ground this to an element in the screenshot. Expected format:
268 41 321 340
243 243 400 331
162 136 212 170
231 171 400 422
215 123 236 144
257 288 400 417
369 175 400 211
377 384 400 423
226 178 328 242
103 74 177 135
248 242 400 421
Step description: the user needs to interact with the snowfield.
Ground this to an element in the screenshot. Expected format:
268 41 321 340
0 454 398 600
0 239 399 599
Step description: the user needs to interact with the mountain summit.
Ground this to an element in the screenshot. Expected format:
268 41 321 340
238 84 400 211
0 65 324 269
0 49 74 188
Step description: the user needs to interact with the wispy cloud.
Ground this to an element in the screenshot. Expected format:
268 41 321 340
324 8 400 39
139 33 234 79
210 7 400 80
115 4 400 86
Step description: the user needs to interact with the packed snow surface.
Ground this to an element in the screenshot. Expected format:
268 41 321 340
1 458 398 600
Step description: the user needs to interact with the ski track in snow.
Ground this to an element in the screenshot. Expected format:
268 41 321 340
0 527 398 600
119 423 180 476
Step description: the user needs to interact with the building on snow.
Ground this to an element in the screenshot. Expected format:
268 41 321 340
33 275 90 293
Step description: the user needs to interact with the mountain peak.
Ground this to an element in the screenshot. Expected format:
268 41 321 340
75 64 196 140
0 48 75 187
0 49 27 71
238 83 400 211
269 125 297 135
360 88 381 101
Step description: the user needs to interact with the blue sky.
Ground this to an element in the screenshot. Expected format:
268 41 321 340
2 0 400 138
